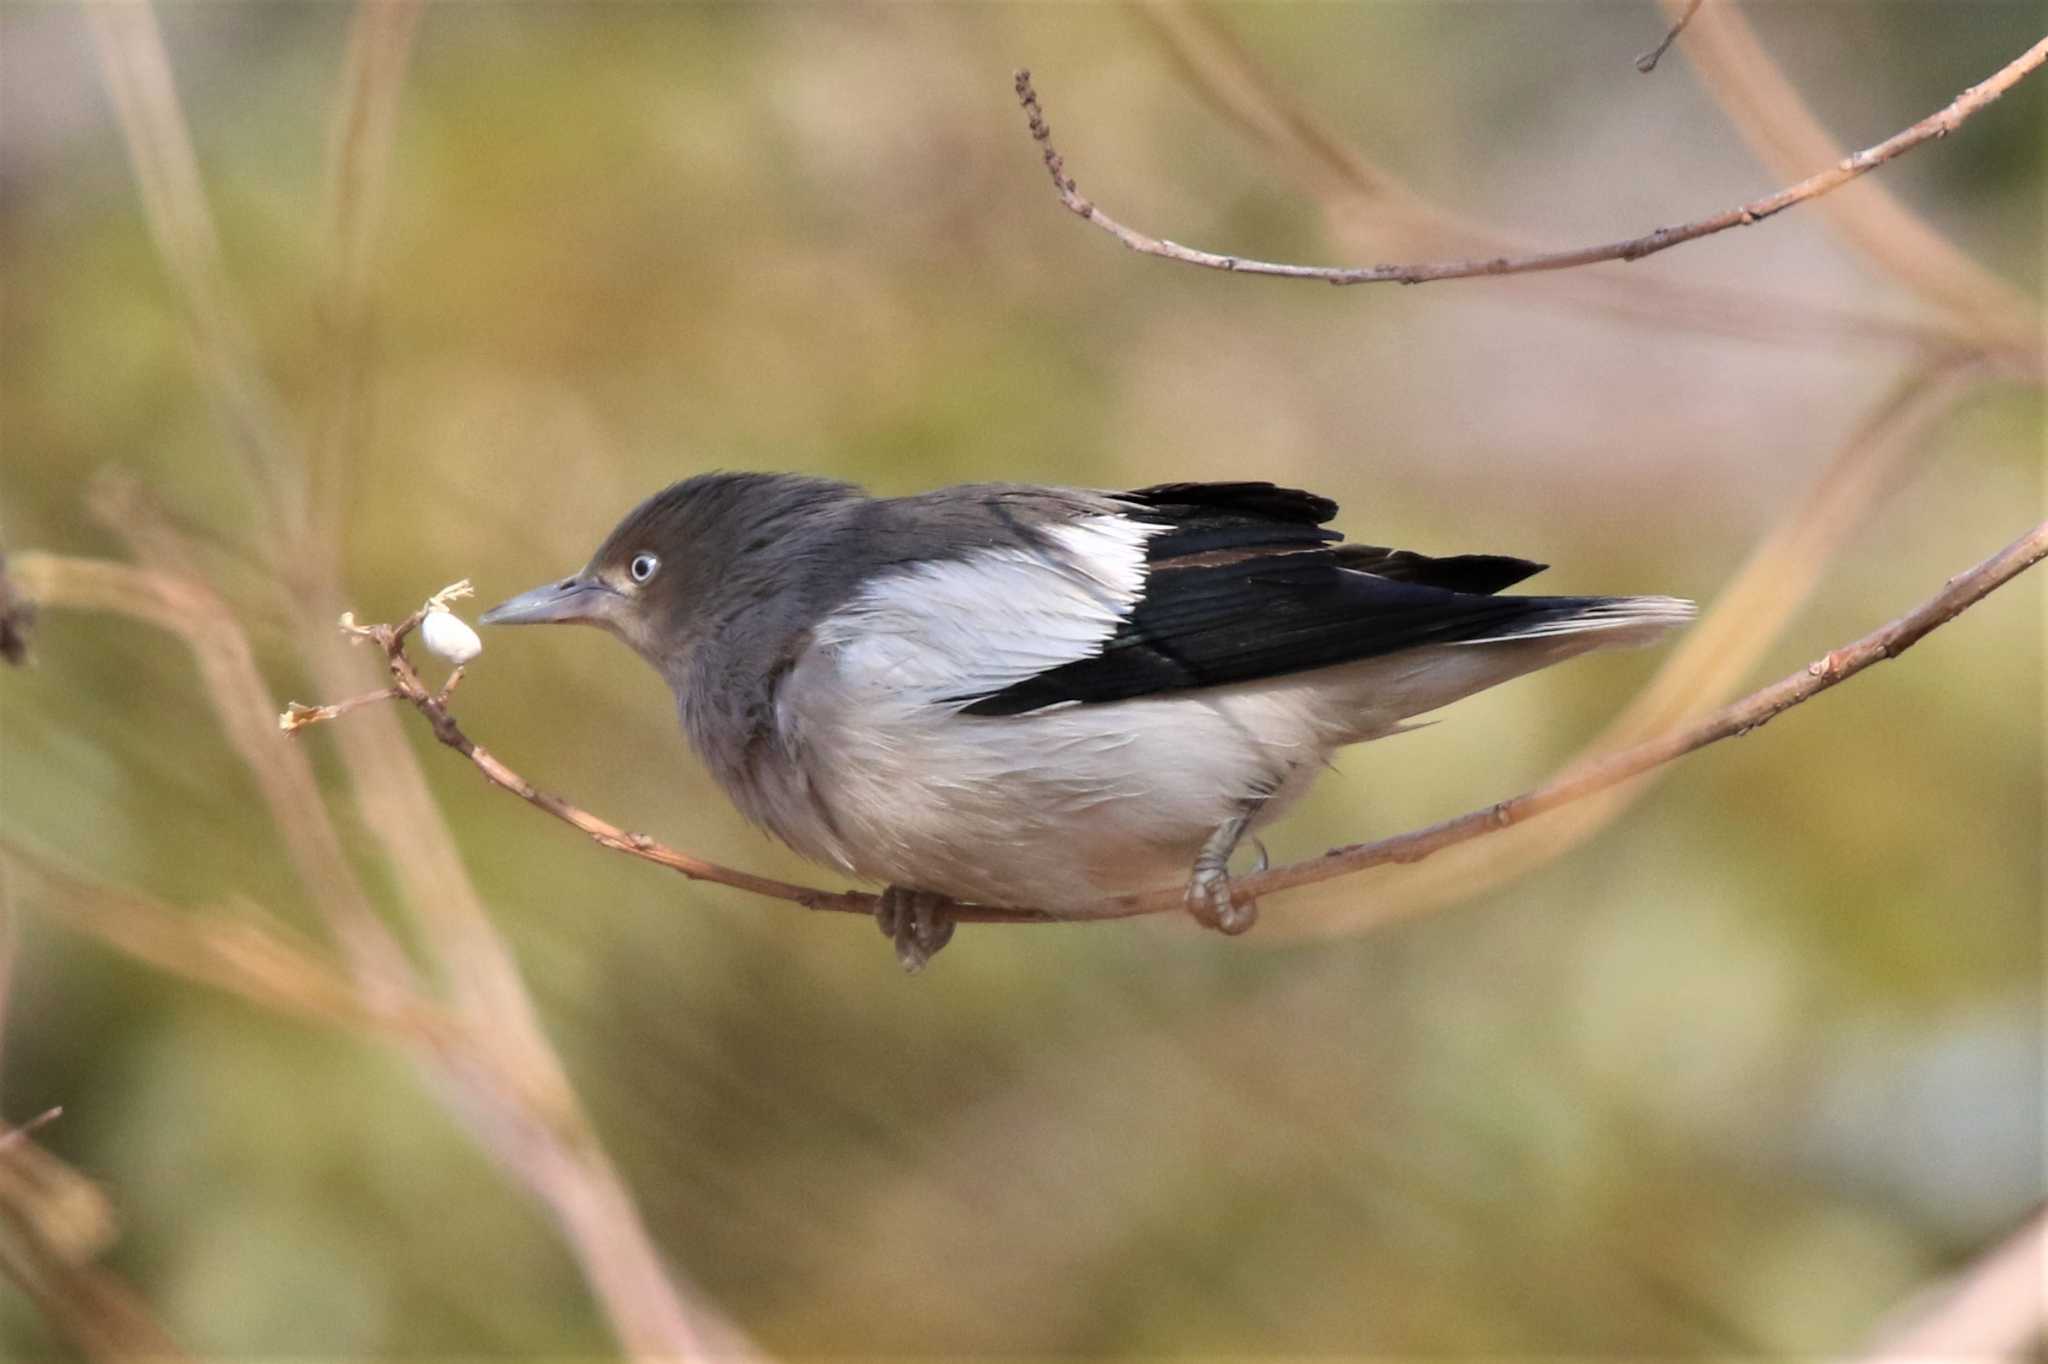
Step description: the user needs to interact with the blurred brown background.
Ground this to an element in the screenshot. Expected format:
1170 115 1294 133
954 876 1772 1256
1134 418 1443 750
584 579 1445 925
1 2 2041 1357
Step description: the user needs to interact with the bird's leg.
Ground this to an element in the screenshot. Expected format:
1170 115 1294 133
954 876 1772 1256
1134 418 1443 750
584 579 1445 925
1185 797 1269 935
875 885 955 973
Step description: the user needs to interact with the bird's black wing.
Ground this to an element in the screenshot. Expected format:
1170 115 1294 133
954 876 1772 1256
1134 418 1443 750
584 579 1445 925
960 481 1578 716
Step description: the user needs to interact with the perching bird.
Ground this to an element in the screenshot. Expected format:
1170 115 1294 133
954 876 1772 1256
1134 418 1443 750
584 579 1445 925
480 473 1692 969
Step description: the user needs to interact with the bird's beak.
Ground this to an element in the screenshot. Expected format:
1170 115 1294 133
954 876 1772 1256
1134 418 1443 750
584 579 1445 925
478 574 618 627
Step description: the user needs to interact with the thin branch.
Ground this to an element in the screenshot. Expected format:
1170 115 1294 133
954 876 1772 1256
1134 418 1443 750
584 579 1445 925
1285 355 1985 935
1131 4 2037 366
1211 512 2048 916
0 1107 188 1361
1657 0 2040 349
1636 0 1707 74
285 513 2046 930
84 2 310 544
5 535 416 996
1012 35 2048 286
311 0 424 566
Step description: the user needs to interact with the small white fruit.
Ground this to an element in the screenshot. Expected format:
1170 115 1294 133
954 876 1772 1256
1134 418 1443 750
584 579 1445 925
421 607 483 666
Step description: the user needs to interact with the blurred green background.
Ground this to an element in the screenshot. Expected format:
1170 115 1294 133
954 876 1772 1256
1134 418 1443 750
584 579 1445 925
1 2 2041 1357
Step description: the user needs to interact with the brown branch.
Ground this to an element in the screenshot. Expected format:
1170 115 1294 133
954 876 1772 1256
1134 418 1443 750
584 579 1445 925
1012 35 2048 286
0 1107 188 1361
1635 0 1707 74
1111 509 2048 917
1283 355 1985 935
291 512 2046 932
1658 0 2040 350
1130 4 2024 363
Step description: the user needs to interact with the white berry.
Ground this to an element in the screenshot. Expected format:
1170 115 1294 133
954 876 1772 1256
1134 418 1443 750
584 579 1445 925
421 607 483 665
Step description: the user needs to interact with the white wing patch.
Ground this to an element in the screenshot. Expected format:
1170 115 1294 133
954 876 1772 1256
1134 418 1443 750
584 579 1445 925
810 513 1158 707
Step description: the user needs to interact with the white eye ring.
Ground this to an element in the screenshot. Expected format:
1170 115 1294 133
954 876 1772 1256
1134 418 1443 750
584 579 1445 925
629 552 660 584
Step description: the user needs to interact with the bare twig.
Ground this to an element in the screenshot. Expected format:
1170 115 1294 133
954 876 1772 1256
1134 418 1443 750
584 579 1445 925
1636 0 1707 73
291 514 2046 930
311 0 424 564
1657 0 2040 349
84 3 309 543
1131 4 2016 361
1285 356 1985 935
1013 36 2048 286
0 1108 188 1361
7 534 417 997
79 7 747 1352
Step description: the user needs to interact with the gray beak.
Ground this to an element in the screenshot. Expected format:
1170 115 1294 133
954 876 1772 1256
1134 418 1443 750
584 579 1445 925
478 574 618 627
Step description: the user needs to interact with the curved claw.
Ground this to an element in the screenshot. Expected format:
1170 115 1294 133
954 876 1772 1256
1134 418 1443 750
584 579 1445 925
1185 864 1259 935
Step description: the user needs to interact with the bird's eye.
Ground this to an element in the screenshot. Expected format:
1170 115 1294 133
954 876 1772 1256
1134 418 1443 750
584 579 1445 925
629 552 660 584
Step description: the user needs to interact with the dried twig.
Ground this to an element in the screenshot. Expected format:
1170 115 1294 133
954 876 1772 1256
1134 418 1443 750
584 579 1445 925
1655 0 2039 349
1635 0 1707 74
1286 355 1984 935
289 514 2047 930
1013 36 2048 287
79 5 751 1352
1130 4 2025 362
0 1107 187 1361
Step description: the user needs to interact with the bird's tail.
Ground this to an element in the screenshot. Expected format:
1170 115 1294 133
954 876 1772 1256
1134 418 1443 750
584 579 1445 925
1468 593 1697 649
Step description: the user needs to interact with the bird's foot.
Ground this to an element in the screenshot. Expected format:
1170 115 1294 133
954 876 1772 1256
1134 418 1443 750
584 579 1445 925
1185 862 1259 935
875 885 955 973
1184 808 1268 936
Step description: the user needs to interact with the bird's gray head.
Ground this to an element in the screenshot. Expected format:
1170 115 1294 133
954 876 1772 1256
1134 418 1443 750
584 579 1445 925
478 471 859 673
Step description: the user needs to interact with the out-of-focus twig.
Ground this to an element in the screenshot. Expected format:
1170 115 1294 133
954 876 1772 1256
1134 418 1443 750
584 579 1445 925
1660 0 2040 351
1013 36 2048 287
0 1109 62 1154
311 0 423 564
80 6 744 1351
0 550 33 667
0 1110 187 1361
1859 1207 2048 1361
5 534 416 996
1636 0 1707 74
84 2 309 543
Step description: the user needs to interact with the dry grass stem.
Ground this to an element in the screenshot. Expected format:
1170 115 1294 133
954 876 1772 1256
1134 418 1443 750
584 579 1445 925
1658 0 2040 350
0 1112 187 1361
84 2 309 540
75 5 748 1351
312 0 424 562
1013 36 2048 288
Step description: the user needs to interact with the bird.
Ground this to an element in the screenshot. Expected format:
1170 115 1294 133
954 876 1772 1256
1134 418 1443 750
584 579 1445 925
479 472 1693 970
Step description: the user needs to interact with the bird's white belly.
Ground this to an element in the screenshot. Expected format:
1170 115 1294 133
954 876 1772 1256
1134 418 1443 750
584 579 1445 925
774 674 1365 913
